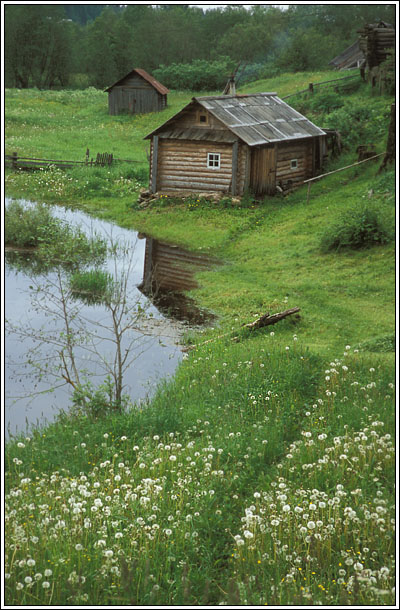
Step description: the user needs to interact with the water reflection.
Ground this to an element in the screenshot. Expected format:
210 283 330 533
139 235 219 325
5 202 185 438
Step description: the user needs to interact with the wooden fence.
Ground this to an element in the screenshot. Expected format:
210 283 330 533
5 149 146 171
282 72 360 101
303 152 385 203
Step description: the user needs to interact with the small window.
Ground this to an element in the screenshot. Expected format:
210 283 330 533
207 153 220 169
197 111 208 125
290 159 298 170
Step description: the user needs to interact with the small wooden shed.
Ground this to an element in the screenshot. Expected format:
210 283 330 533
105 68 169 116
144 93 327 196
329 41 365 70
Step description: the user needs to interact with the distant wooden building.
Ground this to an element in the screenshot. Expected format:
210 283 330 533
329 41 365 71
144 93 327 196
358 21 395 70
105 68 169 116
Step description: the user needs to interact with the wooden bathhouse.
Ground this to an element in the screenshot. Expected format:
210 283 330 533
105 68 169 116
144 93 327 196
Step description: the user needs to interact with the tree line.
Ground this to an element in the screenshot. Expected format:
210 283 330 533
4 3 396 90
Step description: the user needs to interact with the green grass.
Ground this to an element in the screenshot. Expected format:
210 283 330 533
4 75 395 606
69 270 114 304
4 338 395 605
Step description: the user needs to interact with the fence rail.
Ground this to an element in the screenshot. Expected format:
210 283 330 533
282 72 360 100
5 149 146 171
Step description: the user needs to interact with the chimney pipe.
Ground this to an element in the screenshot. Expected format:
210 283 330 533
229 77 236 95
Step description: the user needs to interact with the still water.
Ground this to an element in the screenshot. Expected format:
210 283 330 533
4 200 187 438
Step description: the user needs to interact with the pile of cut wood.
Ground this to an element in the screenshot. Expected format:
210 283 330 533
358 21 395 69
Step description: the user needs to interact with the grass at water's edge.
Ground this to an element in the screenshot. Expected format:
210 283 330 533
4 80 396 605
4 337 395 605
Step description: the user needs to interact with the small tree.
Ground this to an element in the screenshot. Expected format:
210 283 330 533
6 235 155 416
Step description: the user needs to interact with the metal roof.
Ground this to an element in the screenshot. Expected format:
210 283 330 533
145 93 325 146
156 127 238 143
105 68 169 95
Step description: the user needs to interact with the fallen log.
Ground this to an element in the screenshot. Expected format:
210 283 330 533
182 307 301 352
242 307 301 330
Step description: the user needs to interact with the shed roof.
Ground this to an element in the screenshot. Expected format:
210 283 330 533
104 68 169 95
145 93 325 146
329 40 365 70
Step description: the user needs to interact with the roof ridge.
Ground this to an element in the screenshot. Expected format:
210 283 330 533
195 92 278 101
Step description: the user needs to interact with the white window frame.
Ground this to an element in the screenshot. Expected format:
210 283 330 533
290 159 298 170
207 152 221 169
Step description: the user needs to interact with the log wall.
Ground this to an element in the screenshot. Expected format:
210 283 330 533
141 237 219 294
275 139 314 189
151 139 249 195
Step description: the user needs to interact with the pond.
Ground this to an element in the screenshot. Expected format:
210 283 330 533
4 200 211 438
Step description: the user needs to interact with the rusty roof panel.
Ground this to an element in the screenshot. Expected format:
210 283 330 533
105 68 169 95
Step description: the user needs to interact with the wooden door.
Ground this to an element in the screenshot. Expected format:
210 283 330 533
250 146 276 195
122 89 136 113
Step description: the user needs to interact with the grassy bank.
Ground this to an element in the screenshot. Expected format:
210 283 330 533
4 336 395 605
4 75 395 605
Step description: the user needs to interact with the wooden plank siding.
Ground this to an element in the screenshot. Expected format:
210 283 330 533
167 106 228 132
275 139 314 189
108 74 167 115
250 146 277 195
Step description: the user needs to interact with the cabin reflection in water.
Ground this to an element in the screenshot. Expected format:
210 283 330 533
138 235 219 325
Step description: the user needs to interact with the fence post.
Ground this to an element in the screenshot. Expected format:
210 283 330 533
85 148 89 165
12 151 18 169
308 83 314 94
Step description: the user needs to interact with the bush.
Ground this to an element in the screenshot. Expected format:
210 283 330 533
5 200 64 248
309 91 344 114
326 99 389 150
71 378 130 419
153 57 235 90
5 200 108 268
320 203 393 252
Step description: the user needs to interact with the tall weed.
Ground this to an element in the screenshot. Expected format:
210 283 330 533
320 203 394 252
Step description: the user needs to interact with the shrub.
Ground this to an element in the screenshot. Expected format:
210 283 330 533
320 203 393 252
326 99 389 150
5 200 64 248
71 378 130 419
5 200 108 268
309 91 344 114
153 57 235 90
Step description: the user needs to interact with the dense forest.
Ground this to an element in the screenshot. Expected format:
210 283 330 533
4 3 396 90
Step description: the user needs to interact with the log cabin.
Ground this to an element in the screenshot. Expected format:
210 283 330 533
105 68 169 116
144 92 327 197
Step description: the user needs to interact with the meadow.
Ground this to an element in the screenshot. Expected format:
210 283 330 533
4 72 396 605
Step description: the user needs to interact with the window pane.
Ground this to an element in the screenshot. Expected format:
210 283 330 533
207 153 220 168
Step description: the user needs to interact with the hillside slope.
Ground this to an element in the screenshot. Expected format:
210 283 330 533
5 73 395 605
